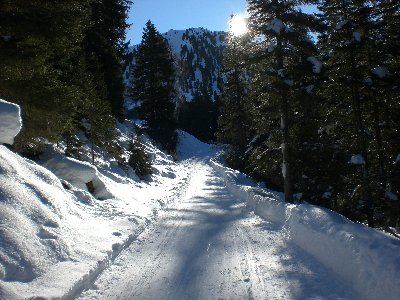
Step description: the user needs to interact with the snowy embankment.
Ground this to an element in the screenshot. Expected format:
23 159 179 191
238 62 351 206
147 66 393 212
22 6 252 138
210 160 400 300
0 100 193 299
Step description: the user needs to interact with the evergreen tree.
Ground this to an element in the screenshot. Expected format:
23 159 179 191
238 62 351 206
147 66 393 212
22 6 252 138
130 21 178 153
318 0 400 227
84 0 132 121
0 0 93 153
178 91 218 143
0 0 127 162
217 31 252 170
247 0 320 202
128 136 152 179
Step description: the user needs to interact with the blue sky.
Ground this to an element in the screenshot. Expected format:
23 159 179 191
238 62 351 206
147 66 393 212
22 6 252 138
126 0 247 45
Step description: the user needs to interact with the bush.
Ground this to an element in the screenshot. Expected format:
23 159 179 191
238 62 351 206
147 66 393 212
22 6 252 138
128 136 152 179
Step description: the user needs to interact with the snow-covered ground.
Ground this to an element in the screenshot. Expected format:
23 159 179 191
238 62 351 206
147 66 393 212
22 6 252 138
0 101 197 299
1 100 400 300
78 162 358 300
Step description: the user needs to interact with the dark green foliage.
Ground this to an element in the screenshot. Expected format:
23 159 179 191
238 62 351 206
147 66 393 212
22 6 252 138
246 0 320 202
130 21 178 153
0 0 131 161
84 0 132 121
128 136 152 179
317 0 400 227
0 0 92 152
221 0 399 229
216 32 253 170
178 92 218 143
176 29 226 142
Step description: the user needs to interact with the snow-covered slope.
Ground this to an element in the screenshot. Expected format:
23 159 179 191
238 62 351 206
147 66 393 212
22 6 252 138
0 102 195 299
126 27 226 103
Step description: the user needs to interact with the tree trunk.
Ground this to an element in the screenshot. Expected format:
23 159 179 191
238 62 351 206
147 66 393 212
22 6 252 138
350 49 374 227
277 37 293 203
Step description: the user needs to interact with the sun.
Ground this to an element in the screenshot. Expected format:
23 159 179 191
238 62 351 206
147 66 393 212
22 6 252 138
229 15 248 36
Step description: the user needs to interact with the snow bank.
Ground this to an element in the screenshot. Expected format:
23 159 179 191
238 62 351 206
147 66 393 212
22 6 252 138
0 99 22 144
40 148 97 190
40 147 113 199
0 145 122 298
210 159 400 300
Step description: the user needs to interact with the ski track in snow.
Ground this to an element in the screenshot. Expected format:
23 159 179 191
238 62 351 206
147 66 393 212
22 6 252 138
78 161 358 300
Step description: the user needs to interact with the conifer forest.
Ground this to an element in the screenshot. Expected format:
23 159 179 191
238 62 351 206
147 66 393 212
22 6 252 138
1 0 399 234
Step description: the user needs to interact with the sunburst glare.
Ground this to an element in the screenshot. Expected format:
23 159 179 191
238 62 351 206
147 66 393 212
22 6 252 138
229 15 248 36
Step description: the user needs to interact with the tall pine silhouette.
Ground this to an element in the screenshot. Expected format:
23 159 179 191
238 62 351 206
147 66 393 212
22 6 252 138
130 21 177 153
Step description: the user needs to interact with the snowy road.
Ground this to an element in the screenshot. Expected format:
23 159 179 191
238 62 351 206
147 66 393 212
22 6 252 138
78 161 358 300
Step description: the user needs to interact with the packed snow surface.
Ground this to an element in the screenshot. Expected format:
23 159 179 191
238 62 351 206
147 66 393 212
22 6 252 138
79 163 358 300
0 99 22 144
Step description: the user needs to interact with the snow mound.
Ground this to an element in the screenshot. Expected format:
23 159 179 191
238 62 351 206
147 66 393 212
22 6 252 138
177 130 217 160
0 145 119 298
40 147 113 199
211 159 400 300
0 133 193 298
0 99 22 145
40 148 97 189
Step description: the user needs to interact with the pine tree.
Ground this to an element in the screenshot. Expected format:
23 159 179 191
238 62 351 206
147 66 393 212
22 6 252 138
84 0 132 121
0 0 93 153
318 0 400 227
178 91 218 143
247 0 320 202
130 21 178 153
217 31 252 170
128 136 152 179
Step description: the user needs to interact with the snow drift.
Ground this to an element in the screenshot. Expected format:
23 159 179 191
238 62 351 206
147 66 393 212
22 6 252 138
210 159 400 300
0 99 22 145
0 145 130 298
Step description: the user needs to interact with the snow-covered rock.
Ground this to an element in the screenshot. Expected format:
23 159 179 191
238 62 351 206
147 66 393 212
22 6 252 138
40 148 97 191
0 99 22 145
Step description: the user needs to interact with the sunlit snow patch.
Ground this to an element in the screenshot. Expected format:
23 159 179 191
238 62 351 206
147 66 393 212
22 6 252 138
0 99 22 144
